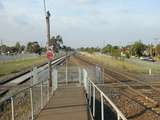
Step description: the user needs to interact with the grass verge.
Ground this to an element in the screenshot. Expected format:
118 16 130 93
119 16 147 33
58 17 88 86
0 56 47 78
80 52 160 75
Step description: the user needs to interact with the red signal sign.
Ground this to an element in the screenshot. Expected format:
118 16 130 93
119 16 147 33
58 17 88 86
47 50 54 61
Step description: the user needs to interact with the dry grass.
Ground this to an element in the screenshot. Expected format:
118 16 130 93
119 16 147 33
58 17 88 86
80 52 160 74
0 56 47 77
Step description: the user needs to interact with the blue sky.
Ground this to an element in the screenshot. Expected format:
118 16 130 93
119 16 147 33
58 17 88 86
0 0 160 48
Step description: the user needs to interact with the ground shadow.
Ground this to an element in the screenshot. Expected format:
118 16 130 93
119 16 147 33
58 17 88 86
88 96 117 120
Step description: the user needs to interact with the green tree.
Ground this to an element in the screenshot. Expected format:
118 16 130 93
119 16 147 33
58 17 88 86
20 45 25 52
130 41 147 57
50 35 63 52
102 44 112 54
155 44 160 56
111 46 121 58
27 41 41 54
15 42 21 53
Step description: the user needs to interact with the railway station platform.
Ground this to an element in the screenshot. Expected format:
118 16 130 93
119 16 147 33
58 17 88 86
37 85 89 120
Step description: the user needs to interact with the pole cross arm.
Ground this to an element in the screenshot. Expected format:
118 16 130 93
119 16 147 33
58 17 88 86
46 11 51 17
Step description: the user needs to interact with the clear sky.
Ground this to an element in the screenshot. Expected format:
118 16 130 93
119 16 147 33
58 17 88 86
0 0 160 48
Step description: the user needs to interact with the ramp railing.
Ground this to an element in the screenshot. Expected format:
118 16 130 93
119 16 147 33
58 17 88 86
83 69 127 120
0 65 59 120
0 72 58 120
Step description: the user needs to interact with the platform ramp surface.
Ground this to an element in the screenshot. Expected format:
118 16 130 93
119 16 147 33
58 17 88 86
37 85 89 120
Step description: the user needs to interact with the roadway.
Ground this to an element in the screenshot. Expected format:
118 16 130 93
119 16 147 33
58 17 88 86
0 54 39 62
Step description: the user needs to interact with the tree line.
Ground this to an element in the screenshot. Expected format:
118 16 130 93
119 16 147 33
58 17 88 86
0 41 46 55
78 41 160 60
0 35 73 55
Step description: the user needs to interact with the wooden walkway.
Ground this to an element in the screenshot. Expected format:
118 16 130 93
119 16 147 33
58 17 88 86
37 85 89 120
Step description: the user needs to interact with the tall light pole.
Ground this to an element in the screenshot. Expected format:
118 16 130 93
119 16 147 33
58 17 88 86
43 0 52 87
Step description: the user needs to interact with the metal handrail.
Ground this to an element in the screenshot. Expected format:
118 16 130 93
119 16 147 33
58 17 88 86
0 57 63 120
0 62 127 120
0 56 65 103
86 79 127 120
0 79 50 120
0 78 46 103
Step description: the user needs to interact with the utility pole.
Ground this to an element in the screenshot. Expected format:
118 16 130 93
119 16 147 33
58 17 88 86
46 11 52 87
44 0 52 87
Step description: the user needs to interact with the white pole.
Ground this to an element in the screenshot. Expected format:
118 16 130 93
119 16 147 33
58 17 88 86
79 67 82 85
30 88 34 120
117 113 120 120
102 68 104 84
47 81 50 101
40 82 43 109
101 93 104 120
11 97 15 120
65 58 68 85
93 86 95 117
89 83 91 106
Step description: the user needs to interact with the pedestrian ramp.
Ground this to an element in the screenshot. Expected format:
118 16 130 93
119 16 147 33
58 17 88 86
37 85 88 120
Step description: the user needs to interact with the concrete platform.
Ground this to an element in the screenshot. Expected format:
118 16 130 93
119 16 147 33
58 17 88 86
37 85 89 120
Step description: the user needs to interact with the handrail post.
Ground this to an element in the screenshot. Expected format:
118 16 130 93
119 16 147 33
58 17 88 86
78 67 82 85
89 82 91 106
117 113 120 120
65 58 68 85
30 88 34 120
102 68 104 84
11 97 15 120
101 93 104 120
41 82 43 109
82 73 127 120
47 81 50 101
93 86 95 117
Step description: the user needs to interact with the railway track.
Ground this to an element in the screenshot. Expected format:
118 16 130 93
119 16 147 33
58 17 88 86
0 56 67 98
75 54 160 118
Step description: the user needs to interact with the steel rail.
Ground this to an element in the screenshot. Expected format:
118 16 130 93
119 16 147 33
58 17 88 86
76 55 160 115
0 56 67 103
5 56 66 85
0 56 66 85
0 55 66 99
76 55 160 104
